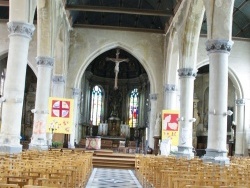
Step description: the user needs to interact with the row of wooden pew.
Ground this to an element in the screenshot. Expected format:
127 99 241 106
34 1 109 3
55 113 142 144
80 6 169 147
0 149 93 188
135 155 250 188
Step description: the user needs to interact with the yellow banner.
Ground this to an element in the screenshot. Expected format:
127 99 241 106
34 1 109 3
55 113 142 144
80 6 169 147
162 110 179 146
46 97 74 134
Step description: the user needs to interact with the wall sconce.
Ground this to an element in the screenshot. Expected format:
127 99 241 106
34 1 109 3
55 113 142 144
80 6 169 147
41 110 49 114
0 97 6 103
209 109 216 115
177 117 185 121
210 109 233 116
15 98 23 103
226 110 233 116
31 109 37 113
189 118 196 122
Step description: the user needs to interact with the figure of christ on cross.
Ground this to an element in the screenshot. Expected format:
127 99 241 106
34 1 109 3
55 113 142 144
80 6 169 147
106 48 129 90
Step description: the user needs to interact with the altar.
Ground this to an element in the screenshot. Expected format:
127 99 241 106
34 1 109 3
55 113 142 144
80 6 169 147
101 136 126 149
86 136 101 150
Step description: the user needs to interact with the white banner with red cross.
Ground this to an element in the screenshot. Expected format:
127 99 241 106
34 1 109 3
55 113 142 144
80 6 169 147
46 97 74 134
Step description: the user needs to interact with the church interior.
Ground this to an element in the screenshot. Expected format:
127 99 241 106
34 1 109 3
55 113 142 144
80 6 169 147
0 0 250 187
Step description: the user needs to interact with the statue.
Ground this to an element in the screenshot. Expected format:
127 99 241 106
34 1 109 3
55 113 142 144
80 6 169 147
110 101 118 117
106 48 129 90
231 121 236 141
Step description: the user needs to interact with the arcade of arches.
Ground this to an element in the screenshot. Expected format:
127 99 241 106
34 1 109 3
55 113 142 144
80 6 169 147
0 0 250 166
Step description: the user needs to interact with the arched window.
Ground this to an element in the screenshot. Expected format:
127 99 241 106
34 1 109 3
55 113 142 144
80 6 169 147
129 88 139 127
90 85 103 126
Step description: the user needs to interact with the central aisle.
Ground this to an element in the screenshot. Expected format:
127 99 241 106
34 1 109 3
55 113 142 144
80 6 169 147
85 168 142 188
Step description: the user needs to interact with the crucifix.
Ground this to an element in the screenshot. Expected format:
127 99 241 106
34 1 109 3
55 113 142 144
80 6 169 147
106 48 129 90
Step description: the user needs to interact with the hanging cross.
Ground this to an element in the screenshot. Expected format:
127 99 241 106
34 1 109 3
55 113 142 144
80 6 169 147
106 48 129 90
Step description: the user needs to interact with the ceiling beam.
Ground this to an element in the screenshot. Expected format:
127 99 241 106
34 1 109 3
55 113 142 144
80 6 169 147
73 23 164 34
65 4 172 17
0 1 9 7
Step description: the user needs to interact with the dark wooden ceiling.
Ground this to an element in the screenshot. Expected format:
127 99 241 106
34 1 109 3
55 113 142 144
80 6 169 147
0 0 249 78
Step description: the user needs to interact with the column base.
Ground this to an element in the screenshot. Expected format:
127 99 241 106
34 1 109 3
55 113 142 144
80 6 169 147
29 144 48 151
173 146 194 159
202 149 230 165
29 138 49 151
234 153 243 157
0 144 22 154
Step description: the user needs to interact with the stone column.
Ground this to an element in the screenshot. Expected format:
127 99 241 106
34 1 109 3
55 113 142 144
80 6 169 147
176 68 197 159
52 75 65 97
69 88 81 148
148 93 158 148
164 84 177 110
203 40 233 164
0 22 35 154
235 99 245 156
29 57 54 150
50 75 66 146
29 1 54 150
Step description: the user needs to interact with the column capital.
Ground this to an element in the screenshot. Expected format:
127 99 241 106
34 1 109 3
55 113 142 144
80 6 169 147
164 84 176 92
149 93 158 100
72 88 81 96
52 75 65 83
206 39 234 54
36 56 54 66
178 68 197 77
235 99 245 105
7 22 35 40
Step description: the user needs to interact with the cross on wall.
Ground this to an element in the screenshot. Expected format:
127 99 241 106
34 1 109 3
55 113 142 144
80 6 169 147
106 48 129 90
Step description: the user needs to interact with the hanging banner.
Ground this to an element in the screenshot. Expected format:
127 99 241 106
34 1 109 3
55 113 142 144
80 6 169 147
46 97 74 134
162 110 179 146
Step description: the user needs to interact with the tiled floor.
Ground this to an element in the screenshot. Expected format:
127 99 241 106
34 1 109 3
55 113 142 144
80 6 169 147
85 168 142 188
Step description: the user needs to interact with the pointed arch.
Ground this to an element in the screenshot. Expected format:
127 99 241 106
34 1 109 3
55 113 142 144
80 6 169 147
73 42 155 93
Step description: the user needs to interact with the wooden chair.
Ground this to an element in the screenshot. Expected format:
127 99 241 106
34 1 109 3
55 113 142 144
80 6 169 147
23 186 57 188
37 178 66 188
0 183 19 188
185 186 214 188
6 176 30 188
219 186 248 188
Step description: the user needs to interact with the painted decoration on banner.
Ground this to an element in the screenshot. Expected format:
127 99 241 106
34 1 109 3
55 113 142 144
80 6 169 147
162 110 179 146
46 97 74 134
51 100 70 118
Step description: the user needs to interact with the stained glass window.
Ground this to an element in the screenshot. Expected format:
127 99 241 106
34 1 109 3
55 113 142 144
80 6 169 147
129 88 139 127
90 85 103 126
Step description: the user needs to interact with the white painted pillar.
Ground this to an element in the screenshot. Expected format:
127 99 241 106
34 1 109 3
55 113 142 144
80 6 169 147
164 84 177 110
235 99 245 156
29 57 54 150
148 93 158 148
29 0 54 150
69 88 81 148
203 40 233 164
52 75 65 97
0 22 35 154
176 68 196 158
47 75 65 146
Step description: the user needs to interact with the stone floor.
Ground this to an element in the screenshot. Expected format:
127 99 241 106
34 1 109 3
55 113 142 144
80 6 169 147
85 168 142 188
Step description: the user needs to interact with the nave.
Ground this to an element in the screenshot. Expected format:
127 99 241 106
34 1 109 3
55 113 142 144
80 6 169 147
0 149 250 188
85 168 142 188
